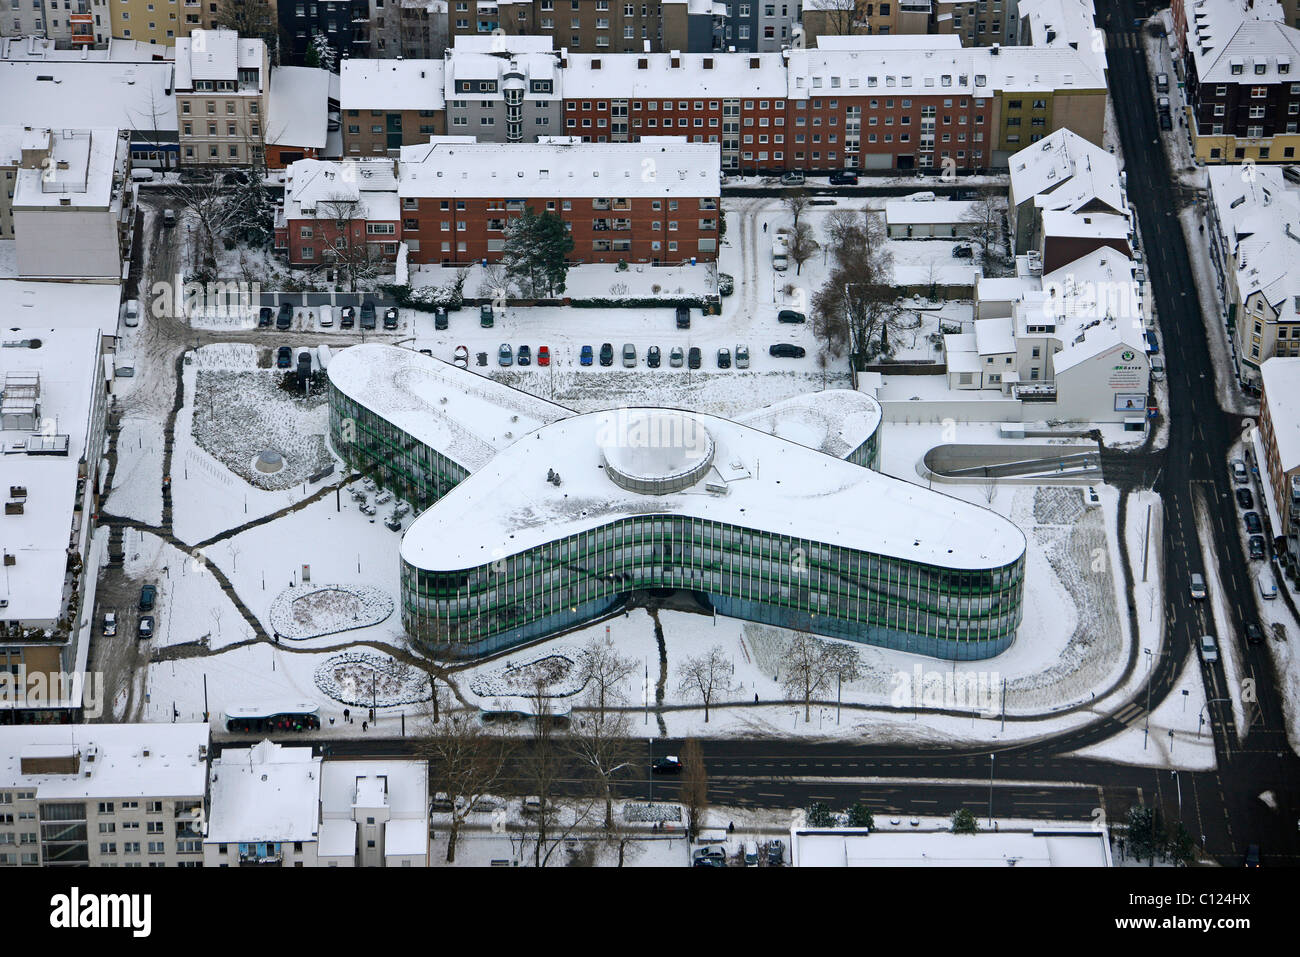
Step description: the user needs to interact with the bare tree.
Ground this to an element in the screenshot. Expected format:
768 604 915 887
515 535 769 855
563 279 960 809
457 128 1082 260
676 645 734 723
962 189 1004 269
786 220 820 275
781 633 862 722
983 472 999 504
811 0 867 37
783 188 812 231
417 692 513 863
568 687 636 831
312 196 386 293
175 178 242 274
212 0 280 46
680 737 708 840
575 635 636 714
522 678 596 866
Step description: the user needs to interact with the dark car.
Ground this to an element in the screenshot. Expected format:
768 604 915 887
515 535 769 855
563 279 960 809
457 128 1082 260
599 342 614 367
693 855 726 867
137 615 154 640
769 343 806 358
434 306 449 330
1158 112 1173 131
340 305 355 329
580 345 594 366
480 304 494 328
778 309 806 324
517 344 531 366
1245 622 1265 645
716 347 731 369
276 345 292 368
829 170 859 185
1244 844 1261 867
1244 511 1262 534
258 306 274 328
952 244 974 259
276 301 293 330
768 839 785 866
647 345 661 368
688 347 702 369
1236 488 1254 510
1145 330 1159 354
652 755 682 774
360 301 377 330
383 306 399 330
676 305 691 329
1249 535 1266 560
138 584 157 612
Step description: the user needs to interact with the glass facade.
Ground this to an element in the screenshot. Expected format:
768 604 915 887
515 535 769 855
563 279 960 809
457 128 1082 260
402 514 1025 661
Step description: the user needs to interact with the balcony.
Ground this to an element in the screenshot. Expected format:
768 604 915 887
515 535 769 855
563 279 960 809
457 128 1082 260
1014 383 1058 402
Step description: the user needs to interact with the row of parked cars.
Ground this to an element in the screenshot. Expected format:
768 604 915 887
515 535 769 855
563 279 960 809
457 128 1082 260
496 342 806 368
259 301 398 331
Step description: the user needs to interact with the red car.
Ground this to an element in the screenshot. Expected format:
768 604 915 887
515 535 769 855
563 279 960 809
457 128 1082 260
537 345 551 366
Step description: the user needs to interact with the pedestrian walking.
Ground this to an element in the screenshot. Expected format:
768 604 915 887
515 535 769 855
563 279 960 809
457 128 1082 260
362 720 368 732
762 222 768 233
754 693 759 704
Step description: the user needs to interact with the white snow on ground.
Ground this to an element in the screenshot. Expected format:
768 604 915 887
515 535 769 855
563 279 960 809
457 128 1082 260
411 260 717 301
268 584 393 640
104 416 164 525
313 651 429 708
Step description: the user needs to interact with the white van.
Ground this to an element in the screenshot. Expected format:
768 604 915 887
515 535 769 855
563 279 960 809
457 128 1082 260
318 304 333 328
1258 568 1278 600
130 168 156 182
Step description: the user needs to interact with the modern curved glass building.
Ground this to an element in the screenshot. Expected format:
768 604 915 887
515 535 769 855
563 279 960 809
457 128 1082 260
328 347 1024 662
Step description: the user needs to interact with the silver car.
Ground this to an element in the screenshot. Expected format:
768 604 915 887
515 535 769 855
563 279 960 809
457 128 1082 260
669 346 684 368
622 343 637 368
735 344 750 369
498 343 513 366
1199 634 1218 663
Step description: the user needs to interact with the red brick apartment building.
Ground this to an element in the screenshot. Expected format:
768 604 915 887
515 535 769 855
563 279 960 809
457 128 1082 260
276 139 721 267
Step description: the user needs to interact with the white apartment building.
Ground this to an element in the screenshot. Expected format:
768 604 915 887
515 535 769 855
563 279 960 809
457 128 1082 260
0 724 209 867
319 760 429 866
175 29 269 167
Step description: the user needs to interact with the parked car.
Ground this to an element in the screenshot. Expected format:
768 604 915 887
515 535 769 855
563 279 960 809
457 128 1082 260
1245 621 1266 645
318 305 333 328
647 345 661 368
676 305 691 329
735 344 749 369
1157 95 1171 113
498 343 513 366
340 305 355 329
1231 458 1249 483
599 342 614 366
1249 535 1266 560
480 303 494 327
276 345 292 368
123 299 141 327
768 839 785 866
743 841 760 866
1189 573 1207 600
277 301 293 330
1145 330 1159 353
537 345 551 366
383 306 399 329
580 345 594 366
1156 72 1170 92
137 615 154 640
434 306 449 330
1158 112 1172 130
622 343 637 368
829 170 859 185
779 171 805 186
1245 511 1262 534
453 345 469 369
652 755 682 774
769 343 806 358
360 300 377 330
162 208 177 227
1236 488 1254 510
1199 634 1219 663
952 243 974 259
778 309 807 324
688 346 701 369
1244 844 1261 867
258 306 274 328
517 344 531 366
693 853 727 867
717 347 731 369
669 346 684 367
102 611 117 636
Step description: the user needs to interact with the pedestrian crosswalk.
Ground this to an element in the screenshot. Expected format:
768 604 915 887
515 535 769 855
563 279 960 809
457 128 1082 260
1114 702 1146 727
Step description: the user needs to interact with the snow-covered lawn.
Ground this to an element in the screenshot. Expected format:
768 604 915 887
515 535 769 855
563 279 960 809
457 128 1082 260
269 584 393 640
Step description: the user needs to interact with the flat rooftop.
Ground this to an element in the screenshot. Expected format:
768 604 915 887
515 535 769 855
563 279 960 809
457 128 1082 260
205 740 321 844
733 390 882 460
792 827 1111 866
0 724 209 798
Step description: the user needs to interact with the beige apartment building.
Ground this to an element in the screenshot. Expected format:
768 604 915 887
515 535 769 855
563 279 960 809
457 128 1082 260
109 0 220 45
0 725 209 867
462 0 711 53
175 28 270 166
801 0 932 45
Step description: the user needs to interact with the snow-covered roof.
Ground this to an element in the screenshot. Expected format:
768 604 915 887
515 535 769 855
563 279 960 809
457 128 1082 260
1183 0 1300 84
0 279 123 335
446 45 560 97
317 819 357 858
561 51 788 99
733 390 882 461
450 34 557 54
384 818 429 857
340 58 446 111
398 139 720 199
885 199 977 226
0 327 102 623
400 407 1027 572
281 158 401 223
205 740 321 844
320 759 428 821
974 316 1016 355
268 66 331 150
814 34 962 50
1040 209 1128 240
791 827 1111 866
1206 164 1300 323
175 30 265 89
1016 0 1107 81
0 61 177 135
0 36 176 63
327 344 570 473
0 724 209 799
1026 245 1147 363
1261 357 1300 471
12 128 126 211
1009 128 1123 219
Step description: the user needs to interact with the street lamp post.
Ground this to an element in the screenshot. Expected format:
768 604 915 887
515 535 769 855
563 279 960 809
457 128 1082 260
988 753 995 827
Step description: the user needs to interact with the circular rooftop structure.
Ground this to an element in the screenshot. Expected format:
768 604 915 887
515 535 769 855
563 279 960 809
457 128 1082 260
598 410 715 495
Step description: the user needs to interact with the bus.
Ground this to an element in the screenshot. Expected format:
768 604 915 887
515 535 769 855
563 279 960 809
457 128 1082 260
223 703 321 733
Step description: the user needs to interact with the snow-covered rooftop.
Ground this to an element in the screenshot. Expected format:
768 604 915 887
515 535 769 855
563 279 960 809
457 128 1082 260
1183 0 1300 84
791 827 1111 866
0 279 123 335
1009 128 1124 220
1261 357 1300 471
0 327 102 622
733 389 882 461
884 199 977 226
205 740 321 845
0 724 209 799
560 50 788 99
268 66 331 150
1017 0 1107 82
0 36 176 63
1041 209 1129 240
281 158 401 224
12 128 126 211
400 407 1026 572
1206 164 1300 324
175 30 265 90
0 61 177 135
340 58 446 111
398 138 720 199
327 344 570 473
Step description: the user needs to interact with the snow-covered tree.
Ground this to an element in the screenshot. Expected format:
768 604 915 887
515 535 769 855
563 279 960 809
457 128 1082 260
501 206 573 298
310 33 337 73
